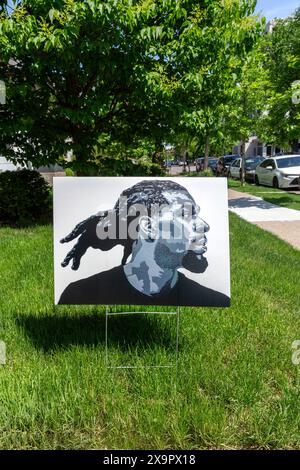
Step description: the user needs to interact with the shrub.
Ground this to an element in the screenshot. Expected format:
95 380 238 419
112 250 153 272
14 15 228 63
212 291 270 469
0 169 52 226
65 168 74 176
200 168 214 177
185 168 214 177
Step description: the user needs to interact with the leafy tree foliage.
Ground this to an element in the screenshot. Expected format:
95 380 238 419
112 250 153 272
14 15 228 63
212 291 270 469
0 0 262 175
260 10 300 151
172 0 262 168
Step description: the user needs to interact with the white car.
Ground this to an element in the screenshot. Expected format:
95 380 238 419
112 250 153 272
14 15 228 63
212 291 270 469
255 155 300 189
228 158 242 179
228 156 265 181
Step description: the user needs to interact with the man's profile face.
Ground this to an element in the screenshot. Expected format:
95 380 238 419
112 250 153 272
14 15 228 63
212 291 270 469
149 190 209 261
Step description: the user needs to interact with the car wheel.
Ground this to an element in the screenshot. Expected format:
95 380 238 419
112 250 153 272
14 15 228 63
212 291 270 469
255 175 260 186
273 177 279 189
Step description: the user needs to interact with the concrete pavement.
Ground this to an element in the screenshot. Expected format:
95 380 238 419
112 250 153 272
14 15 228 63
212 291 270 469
228 189 300 250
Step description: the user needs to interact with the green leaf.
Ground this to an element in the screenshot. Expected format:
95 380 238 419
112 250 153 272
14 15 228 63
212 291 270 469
48 9 55 23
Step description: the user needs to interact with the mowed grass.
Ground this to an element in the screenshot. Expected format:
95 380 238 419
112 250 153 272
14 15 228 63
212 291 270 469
0 215 300 450
229 179 300 211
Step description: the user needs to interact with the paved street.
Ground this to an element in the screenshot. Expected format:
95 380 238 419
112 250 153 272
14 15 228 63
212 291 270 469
165 165 196 176
228 189 300 250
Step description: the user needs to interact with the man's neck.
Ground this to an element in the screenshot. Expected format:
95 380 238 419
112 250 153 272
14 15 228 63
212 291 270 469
123 242 178 297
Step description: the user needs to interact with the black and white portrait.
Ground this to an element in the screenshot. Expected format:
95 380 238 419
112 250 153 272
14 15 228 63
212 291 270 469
54 177 230 307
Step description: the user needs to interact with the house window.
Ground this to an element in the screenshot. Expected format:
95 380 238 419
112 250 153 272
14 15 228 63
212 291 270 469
257 144 263 157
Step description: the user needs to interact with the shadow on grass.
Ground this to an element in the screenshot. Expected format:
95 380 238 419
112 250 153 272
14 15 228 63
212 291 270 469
0 217 52 229
263 197 298 206
228 197 277 210
16 313 177 353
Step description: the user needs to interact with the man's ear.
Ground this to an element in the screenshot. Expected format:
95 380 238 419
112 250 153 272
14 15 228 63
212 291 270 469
139 216 157 240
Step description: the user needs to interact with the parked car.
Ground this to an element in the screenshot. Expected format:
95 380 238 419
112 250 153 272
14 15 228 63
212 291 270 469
207 158 218 174
195 157 218 173
228 156 265 181
228 158 242 179
216 155 237 176
195 157 205 172
255 155 300 188
244 156 265 182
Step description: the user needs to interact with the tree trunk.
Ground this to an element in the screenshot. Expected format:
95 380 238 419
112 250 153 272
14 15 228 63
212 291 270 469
186 151 190 173
204 135 210 170
183 154 186 172
71 134 95 176
240 140 246 186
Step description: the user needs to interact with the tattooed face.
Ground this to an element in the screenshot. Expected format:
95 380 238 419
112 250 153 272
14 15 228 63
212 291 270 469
137 190 210 271
60 181 209 275
124 189 210 295
159 190 209 257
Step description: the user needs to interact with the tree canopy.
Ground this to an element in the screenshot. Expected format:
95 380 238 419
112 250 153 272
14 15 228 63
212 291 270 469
259 9 300 151
0 0 262 174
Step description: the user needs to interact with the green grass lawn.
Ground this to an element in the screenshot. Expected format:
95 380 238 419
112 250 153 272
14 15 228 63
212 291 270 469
229 179 300 211
1 215 300 449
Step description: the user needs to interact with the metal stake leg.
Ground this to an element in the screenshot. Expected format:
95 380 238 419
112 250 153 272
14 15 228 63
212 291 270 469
105 306 181 369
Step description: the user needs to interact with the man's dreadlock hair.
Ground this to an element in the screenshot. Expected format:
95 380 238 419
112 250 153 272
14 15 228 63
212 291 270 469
60 180 195 270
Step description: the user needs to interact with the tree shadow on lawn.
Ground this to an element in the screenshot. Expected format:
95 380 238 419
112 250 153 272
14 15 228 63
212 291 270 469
263 196 298 207
16 312 177 354
228 197 278 210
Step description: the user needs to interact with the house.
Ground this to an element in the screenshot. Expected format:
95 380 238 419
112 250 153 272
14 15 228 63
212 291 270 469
232 136 287 158
0 156 22 172
232 134 300 158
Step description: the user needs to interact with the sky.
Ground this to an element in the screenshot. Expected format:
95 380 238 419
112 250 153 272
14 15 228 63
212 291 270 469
255 0 299 21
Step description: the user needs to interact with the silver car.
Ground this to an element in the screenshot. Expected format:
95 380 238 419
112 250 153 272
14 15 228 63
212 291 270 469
255 155 300 189
228 158 242 179
228 156 265 181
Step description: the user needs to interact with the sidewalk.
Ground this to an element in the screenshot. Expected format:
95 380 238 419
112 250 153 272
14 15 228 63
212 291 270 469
228 189 300 251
